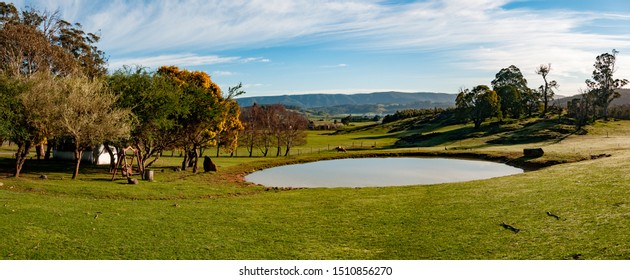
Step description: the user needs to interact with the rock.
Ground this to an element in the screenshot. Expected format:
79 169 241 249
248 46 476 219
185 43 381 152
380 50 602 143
203 156 218 172
523 148 544 158
127 178 139 185
39 175 48 180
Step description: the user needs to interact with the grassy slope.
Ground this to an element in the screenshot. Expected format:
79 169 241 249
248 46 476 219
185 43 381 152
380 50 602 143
1 119 629 259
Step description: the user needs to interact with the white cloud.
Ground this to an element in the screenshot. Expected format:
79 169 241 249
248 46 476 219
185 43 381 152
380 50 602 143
19 0 630 95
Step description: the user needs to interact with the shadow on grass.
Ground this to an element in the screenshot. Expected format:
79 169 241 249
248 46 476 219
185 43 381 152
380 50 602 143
394 118 578 148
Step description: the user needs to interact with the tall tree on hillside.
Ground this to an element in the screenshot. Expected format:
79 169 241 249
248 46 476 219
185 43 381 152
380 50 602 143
491 65 530 119
585 49 629 120
456 85 500 128
535 63 559 115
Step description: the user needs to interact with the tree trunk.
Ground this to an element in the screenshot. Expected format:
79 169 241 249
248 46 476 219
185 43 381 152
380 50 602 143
35 143 44 160
72 149 83 179
103 144 117 173
181 150 188 171
44 141 53 160
14 142 32 178
192 147 200 174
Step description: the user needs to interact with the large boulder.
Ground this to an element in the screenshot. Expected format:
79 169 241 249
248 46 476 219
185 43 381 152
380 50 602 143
203 156 218 172
523 148 544 158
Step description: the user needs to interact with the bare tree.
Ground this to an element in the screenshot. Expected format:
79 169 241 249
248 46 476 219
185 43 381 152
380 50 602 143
535 63 559 115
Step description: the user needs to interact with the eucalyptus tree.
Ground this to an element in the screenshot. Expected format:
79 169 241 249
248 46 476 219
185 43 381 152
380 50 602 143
585 50 629 120
491 65 530 118
456 85 500 128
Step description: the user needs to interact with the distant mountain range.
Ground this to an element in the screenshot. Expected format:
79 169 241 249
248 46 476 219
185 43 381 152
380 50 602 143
235 91 457 115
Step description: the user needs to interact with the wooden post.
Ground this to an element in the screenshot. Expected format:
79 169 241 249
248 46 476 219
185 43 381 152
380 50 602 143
144 169 154 182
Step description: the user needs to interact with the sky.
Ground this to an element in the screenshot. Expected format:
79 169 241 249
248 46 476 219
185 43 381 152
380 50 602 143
8 0 630 97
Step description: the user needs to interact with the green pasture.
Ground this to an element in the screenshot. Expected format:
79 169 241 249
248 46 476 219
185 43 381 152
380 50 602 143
1 119 629 259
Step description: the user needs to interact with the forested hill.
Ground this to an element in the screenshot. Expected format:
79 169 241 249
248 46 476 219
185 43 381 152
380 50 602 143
235 91 456 109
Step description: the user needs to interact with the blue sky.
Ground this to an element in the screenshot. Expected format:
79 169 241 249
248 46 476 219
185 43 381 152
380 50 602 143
10 0 630 97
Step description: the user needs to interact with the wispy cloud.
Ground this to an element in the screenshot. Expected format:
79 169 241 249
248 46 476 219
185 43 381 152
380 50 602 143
212 71 236 77
108 53 270 71
321 63 349 68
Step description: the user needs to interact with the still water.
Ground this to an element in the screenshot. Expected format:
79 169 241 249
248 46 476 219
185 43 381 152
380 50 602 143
245 157 523 188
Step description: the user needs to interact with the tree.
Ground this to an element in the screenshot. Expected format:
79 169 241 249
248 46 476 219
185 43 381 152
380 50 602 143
157 66 240 173
214 83 245 157
282 110 309 156
56 76 132 179
108 66 187 174
239 104 262 157
491 65 530 119
535 63 559 115
456 85 500 128
585 50 629 120
0 2 106 78
1 2 107 162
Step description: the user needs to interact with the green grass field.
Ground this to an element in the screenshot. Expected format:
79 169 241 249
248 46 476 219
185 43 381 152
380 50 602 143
1 118 629 259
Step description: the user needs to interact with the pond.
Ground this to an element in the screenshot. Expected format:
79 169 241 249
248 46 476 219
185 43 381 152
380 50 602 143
245 157 523 188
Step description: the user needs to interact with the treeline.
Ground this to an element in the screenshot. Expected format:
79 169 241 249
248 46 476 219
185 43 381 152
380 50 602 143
0 2 243 178
382 108 446 124
240 104 309 157
454 51 627 128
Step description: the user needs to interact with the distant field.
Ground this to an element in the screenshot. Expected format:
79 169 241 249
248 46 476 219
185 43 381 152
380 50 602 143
1 119 630 259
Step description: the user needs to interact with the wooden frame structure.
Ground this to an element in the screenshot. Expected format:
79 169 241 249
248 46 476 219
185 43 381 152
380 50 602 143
111 146 140 181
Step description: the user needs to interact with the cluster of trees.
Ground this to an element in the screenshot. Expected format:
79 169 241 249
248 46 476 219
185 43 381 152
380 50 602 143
0 2 244 178
108 66 243 175
567 50 629 127
239 104 309 157
456 50 627 128
0 2 124 178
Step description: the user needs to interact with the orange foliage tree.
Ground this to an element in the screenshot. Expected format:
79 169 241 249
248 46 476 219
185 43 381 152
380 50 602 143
157 66 243 173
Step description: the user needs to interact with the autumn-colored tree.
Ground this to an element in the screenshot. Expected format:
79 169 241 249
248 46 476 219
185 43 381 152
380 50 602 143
282 110 309 156
214 83 245 157
157 66 242 173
